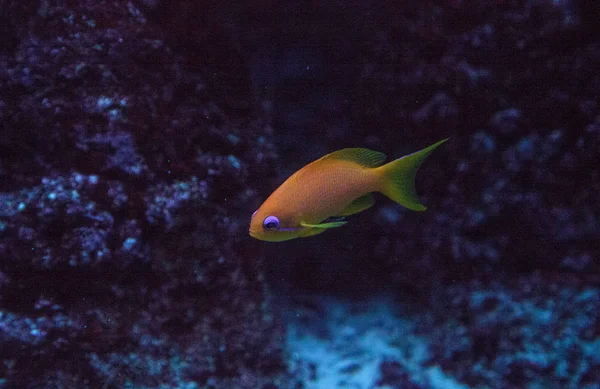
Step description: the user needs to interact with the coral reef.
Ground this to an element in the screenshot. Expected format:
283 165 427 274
0 1 291 388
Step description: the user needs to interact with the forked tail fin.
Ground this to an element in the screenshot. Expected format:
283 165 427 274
378 138 448 211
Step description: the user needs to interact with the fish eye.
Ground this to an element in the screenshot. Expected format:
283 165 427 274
263 215 279 231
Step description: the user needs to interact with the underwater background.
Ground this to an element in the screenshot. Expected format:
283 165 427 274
1 0 599 388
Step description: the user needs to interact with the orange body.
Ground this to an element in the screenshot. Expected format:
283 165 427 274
253 159 378 232
249 139 448 242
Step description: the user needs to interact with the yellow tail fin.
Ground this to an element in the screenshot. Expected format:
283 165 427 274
378 138 448 211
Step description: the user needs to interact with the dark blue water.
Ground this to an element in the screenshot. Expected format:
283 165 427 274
0 1 599 388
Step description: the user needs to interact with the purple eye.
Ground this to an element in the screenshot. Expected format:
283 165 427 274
263 215 279 231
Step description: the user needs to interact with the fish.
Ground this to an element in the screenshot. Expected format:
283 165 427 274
249 138 448 242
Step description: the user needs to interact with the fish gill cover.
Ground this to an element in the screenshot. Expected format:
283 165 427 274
0 0 599 389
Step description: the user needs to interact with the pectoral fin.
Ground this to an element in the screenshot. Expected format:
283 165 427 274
300 221 347 229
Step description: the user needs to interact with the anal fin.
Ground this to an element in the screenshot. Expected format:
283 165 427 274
336 193 375 216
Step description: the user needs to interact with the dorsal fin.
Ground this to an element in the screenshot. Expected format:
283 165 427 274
318 148 387 167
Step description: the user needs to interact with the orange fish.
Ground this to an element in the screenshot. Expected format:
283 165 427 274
249 138 448 241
